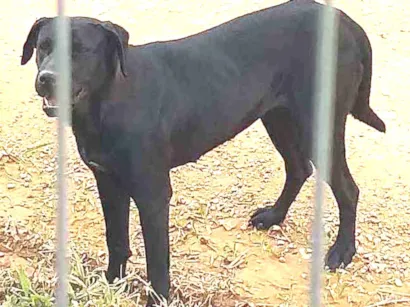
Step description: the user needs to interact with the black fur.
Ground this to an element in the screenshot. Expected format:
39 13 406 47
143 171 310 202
22 1 385 305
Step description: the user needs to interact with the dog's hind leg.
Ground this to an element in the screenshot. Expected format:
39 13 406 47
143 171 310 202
322 118 359 270
249 106 312 229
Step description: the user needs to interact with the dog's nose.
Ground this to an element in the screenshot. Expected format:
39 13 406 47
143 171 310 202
36 71 56 97
38 71 56 86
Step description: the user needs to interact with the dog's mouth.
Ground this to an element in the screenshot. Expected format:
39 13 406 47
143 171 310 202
42 96 58 117
73 88 87 104
41 88 87 118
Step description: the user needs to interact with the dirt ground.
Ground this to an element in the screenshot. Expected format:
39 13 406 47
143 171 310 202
1 0 409 306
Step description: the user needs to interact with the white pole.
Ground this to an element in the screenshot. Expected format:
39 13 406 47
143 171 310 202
311 1 339 306
55 0 71 306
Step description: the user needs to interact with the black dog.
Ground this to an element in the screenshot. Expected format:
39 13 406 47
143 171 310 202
21 0 385 305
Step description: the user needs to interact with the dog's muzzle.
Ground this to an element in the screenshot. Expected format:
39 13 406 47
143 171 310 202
41 88 87 118
42 96 59 117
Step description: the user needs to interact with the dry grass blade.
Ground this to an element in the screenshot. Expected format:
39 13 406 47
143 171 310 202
222 250 248 269
3 168 25 183
366 298 410 307
22 142 53 158
0 146 22 163
377 290 410 298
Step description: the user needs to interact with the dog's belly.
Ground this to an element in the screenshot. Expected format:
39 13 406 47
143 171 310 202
169 93 287 168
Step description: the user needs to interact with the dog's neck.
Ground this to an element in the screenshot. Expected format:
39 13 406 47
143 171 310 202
71 66 120 138
71 96 114 173
70 64 124 171
71 96 101 153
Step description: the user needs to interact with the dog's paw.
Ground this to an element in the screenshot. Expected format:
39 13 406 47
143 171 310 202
325 239 356 271
105 270 117 284
105 267 125 284
249 206 286 230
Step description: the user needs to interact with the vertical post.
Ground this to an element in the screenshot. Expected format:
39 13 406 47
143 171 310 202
55 0 71 306
310 1 339 306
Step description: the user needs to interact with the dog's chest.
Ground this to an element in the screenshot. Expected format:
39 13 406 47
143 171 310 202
72 107 110 174
78 143 108 173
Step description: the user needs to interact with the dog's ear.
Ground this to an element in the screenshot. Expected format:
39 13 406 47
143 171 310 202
21 17 51 65
99 21 129 77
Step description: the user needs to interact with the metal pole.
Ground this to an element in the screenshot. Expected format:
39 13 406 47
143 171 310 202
310 1 339 306
55 0 71 305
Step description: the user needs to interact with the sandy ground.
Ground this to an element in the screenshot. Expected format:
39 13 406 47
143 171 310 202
1 0 409 306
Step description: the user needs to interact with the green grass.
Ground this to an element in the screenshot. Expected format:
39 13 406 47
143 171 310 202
0 249 147 307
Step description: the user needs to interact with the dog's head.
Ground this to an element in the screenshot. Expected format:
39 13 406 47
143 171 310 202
21 17 129 117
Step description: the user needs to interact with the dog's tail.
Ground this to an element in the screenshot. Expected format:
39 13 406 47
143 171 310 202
349 17 386 133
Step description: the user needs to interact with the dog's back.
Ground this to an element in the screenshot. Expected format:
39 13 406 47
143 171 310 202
129 2 370 165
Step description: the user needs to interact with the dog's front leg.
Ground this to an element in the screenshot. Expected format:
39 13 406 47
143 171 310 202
94 171 131 282
140 202 170 306
132 173 172 307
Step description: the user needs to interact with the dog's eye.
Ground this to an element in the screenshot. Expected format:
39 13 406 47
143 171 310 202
39 40 52 51
72 42 85 54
